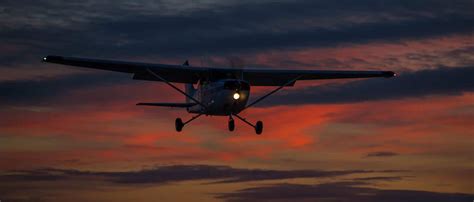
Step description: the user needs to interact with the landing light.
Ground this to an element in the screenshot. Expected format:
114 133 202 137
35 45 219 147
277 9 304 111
233 92 240 100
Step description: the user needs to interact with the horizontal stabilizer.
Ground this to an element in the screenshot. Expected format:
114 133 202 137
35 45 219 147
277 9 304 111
136 102 197 108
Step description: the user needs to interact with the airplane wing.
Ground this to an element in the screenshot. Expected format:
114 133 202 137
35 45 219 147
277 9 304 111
43 55 205 83
43 55 395 86
136 102 197 108
241 69 395 86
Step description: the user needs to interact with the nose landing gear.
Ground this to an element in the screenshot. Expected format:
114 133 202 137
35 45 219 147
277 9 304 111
228 116 235 131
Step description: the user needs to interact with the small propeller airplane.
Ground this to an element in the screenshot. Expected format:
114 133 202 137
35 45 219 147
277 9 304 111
43 55 395 134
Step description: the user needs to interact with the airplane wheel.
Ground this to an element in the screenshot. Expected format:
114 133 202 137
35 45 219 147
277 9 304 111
255 121 263 135
228 119 235 131
175 118 184 132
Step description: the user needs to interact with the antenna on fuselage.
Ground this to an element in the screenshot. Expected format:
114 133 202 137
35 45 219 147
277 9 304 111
182 60 196 103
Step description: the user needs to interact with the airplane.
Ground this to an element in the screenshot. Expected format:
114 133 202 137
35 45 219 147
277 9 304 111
42 55 395 134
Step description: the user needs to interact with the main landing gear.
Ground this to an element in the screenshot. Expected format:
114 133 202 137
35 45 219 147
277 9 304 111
231 114 264 135
174 114 203 133
255 121 263 135
175 114 263 135
175 118 184 132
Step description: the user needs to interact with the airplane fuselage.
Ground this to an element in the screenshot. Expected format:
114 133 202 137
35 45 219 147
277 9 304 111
188 79 250 116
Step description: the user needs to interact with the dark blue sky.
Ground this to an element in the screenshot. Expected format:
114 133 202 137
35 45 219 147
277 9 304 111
1 0 473 201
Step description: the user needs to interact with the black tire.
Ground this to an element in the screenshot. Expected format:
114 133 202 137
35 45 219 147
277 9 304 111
175 118 184 132
228 119 235 131
255 121 263 135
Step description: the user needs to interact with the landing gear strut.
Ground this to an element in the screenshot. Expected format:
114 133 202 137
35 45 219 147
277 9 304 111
233 114 263 135
174 114 203 132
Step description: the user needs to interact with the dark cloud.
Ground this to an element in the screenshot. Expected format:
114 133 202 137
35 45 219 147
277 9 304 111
366 151 399 158
1 170 65 182
0 0 472 66
1 165 401 184
217 182 473 202
352 176 406 181
260 66 474 106
82 13 472 57
0 72 133 106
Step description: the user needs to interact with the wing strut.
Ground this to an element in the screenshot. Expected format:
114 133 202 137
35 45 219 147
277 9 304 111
243 75 303 110
232 75 302 134
145 68 207 110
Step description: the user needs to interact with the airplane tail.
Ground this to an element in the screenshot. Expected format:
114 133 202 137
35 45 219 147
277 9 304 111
183 60 196 104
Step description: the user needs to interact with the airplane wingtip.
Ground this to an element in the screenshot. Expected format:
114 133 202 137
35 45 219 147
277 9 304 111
384 71 396 78
42 55 64 62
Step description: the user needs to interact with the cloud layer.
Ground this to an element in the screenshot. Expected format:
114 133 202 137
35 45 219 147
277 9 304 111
1 0 473 201
2 165 398 184
2 165 471 202
217 182 473 202
1 0 473 65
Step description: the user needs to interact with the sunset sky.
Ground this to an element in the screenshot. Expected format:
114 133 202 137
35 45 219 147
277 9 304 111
0 0 473 201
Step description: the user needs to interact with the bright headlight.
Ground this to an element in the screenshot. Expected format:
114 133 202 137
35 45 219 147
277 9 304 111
233 92 240 100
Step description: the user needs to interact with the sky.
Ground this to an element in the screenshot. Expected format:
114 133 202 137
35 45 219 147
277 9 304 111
0 0 473 201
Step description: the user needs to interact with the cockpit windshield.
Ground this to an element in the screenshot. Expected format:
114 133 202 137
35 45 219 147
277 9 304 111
224 80 250 91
